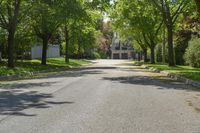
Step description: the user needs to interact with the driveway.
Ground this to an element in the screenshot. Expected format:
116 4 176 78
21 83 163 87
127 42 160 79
0 59 200 133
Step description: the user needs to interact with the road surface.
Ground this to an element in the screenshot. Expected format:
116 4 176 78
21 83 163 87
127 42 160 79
0 60 200 133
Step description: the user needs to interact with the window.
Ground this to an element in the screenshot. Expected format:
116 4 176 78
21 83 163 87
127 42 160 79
122 47 127 50
115 47 120 50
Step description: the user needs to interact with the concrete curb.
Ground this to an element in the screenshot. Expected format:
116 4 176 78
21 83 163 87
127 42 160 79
141 65 200 88
0 68 68 81
0 62 94 81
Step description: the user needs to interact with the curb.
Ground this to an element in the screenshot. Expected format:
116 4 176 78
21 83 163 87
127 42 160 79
141 65 200 88
0 67 68 81
0 62 94 81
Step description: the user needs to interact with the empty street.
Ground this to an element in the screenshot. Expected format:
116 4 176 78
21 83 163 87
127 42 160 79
0 60 200 133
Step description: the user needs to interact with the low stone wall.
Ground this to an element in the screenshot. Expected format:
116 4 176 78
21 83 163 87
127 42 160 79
141 65 200 88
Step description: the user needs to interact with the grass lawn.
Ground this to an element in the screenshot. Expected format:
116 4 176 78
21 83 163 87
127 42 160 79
133 61 200 82
0 58 90 76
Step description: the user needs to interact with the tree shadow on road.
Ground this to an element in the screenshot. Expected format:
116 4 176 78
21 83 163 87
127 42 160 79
0 69 107 118
31 69 105 80
0 82 58 90
0 90 74 117
103 75 200 92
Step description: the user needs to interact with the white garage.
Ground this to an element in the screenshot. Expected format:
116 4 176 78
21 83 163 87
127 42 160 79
31 44 60 59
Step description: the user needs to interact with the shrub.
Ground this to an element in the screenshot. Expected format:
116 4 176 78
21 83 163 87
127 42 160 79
92 52 101 59
184 38 200 67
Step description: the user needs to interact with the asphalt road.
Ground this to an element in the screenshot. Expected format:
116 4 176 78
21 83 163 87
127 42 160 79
0 60 200 133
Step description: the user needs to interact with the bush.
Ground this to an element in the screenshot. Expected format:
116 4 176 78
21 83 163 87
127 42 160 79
91 52 101 59
184 38 200 67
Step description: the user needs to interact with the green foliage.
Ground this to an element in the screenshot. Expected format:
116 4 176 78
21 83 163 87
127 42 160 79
184 38 200 67
156 43 162 62
90 52 101 59
31 0 60 38
86 0 111 12
0 0 197 70
0 0 110 67
148 0 194 66
174 30 192 65
112 0 163 63
96 21 113 59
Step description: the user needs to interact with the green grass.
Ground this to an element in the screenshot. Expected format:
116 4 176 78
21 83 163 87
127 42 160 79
46 58 90 67
133 61 200 82
0 58 90 76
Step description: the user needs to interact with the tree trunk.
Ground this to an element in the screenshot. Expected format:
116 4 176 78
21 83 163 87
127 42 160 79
0 50 1 62
138 52 141 61
143 48 148 62
41 37 48 65
108 45 111 59
150 46 155 64
162 2 175 66
7 0 21 68
77 33 81 60
167 26 175 66
195 0 200 13
7 28 15 68
77 43 81 60
0 43 2 62
65 26 69 63
1 43 5 59
140 52 143 61
162 27 166 63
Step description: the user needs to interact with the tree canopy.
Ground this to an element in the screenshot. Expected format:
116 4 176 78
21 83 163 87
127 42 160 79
0 0 199 68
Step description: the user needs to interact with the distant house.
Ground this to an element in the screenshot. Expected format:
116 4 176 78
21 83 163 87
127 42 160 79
31 44 60 59
111 33 134 59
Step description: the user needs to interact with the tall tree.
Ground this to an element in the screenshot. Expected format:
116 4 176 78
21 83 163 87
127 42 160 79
112 0 162 64
149 0 190 66
0 0 21 68
31 0 60 65
58 0 88 63
134 33 148 62
58 0 99 63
